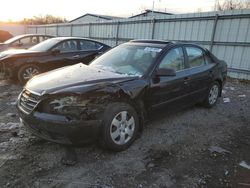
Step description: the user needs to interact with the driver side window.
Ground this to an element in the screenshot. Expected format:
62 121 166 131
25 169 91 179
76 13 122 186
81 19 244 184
53 40 78 52
159 47 185 71
10 37 31 47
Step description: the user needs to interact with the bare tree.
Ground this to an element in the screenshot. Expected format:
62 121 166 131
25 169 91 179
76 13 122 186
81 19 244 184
20 15 67 25
214 0 250 11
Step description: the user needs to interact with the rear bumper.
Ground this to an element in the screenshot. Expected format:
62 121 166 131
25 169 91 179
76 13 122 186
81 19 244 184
19 111 102 145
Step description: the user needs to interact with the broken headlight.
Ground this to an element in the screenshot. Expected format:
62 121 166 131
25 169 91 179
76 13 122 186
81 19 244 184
48 96 90 119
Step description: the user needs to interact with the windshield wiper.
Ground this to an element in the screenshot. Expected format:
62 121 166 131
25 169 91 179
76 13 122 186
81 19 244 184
113 71 124 75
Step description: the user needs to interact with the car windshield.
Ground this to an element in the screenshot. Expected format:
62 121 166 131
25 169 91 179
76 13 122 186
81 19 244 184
90 44 162 76
29 38 60 52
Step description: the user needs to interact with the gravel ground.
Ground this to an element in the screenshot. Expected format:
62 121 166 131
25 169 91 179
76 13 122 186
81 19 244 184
0 78 249 188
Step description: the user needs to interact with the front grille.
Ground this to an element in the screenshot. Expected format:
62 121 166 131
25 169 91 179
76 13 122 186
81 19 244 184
19 89 41 114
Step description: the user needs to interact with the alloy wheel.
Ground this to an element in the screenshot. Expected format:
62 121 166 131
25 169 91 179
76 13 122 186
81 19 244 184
208 84 219 105
23 67 39 80
110 111 135 145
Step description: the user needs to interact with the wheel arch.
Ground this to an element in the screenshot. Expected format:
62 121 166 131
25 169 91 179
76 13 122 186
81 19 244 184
17 62 41 84
215 78 223 97
115 90 146 134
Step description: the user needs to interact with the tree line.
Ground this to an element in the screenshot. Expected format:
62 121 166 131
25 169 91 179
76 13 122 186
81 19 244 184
1 15 67 25
214 0 250 11
21 15 67 25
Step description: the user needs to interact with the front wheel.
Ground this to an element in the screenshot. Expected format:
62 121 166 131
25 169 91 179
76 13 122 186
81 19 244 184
100 102 139 151
203 81 220 107
17 64 41 84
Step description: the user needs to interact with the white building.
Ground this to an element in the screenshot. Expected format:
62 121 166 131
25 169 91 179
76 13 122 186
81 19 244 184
69 13 123 24
130 9 173 19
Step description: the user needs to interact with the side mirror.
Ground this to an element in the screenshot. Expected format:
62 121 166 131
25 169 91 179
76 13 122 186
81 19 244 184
51 49 60 55
156 68 176 76
94 51 104 59
12 42 23 47
17 42 23 47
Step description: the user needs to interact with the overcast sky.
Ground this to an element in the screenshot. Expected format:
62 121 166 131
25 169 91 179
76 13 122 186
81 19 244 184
1 0 217 21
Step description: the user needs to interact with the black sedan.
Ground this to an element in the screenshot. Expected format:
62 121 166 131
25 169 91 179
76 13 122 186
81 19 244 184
0 34 53 52
17 40 227 151
0 37 110 83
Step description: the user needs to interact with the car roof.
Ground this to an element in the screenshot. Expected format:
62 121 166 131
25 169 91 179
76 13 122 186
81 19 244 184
129 39 205 50
10 34 53 39
53 37 89 41
4 34 54 44
51 37 108 45
129 39 173 48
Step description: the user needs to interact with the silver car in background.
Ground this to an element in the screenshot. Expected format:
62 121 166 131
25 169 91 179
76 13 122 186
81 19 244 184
0 34 53 52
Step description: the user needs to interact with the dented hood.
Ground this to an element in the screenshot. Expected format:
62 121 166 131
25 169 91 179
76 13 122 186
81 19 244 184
26 63 138 94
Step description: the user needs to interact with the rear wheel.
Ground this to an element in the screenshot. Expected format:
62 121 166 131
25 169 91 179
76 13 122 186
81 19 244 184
203 81 220 107
100 102 139 151
17 64 41 84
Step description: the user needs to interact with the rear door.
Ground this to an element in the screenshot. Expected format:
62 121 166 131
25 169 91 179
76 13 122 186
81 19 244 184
184 45 215 102
78 40 103 64
148 46 191 108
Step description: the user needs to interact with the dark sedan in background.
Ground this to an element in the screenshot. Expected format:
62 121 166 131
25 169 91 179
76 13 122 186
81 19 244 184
0 37 111 83
17 40 227 151
0 34 53 52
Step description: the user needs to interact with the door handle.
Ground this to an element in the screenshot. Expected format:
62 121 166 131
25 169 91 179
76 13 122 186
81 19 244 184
184 77 191 84
72 55 80 59
208 70 213 77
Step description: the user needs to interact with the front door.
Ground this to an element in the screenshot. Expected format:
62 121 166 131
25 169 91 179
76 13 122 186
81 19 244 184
148 47 191 109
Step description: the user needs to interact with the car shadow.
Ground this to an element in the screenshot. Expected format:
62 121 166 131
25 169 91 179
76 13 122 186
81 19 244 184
148 102 201 122
0 78 19 86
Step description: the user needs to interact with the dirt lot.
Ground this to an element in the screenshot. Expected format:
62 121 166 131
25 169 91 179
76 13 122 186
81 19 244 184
0 78 249 188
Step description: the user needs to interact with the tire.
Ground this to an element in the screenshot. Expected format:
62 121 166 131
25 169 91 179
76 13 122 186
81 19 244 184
100 102 139 152
203 81 220 108
17 64 41 84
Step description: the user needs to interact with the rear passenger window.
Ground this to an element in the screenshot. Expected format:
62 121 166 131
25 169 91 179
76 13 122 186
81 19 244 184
30 36 38 44
53 40 78 52
159 47 185 71
80 40 102 50
186 47 205 68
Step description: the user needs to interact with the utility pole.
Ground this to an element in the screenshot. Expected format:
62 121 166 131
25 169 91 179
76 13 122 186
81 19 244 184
152 1 155 17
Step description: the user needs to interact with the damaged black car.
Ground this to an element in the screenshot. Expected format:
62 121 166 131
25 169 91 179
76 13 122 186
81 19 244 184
17 40 227 151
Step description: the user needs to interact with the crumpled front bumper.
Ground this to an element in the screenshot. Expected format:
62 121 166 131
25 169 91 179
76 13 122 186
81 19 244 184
18 110 102 145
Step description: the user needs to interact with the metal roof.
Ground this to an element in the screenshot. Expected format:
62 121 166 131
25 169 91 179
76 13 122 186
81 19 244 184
69 13 124 23
130 9 173 18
